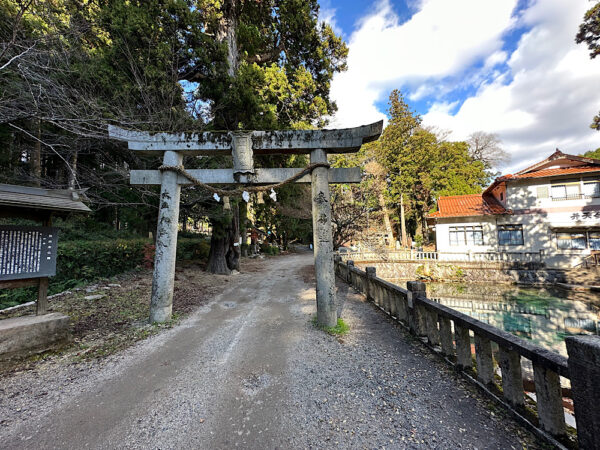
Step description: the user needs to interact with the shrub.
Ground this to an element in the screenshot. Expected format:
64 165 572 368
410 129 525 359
176 238 211 261
0 236 211 309
56 238 149 283
260 243 280 255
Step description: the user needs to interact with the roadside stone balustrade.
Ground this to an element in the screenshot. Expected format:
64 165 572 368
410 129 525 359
337 259 600 449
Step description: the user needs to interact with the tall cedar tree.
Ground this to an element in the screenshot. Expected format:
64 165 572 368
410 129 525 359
194 0 348 273
576 1 600 130
376 90 487 241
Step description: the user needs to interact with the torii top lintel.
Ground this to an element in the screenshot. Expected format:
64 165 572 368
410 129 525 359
108 121 383 156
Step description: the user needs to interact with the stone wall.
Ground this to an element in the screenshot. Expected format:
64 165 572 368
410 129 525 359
355 260 568 285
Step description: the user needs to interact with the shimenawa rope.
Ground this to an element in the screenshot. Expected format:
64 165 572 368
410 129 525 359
158 162 331 196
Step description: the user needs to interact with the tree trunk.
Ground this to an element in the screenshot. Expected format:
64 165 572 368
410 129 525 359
68 149 78 189
400 193 407 248
31 119 41 186
206 0 241 273
378 191 394 248
217 0 239 77
114 206 120 231
226 204 241 271
207 232 231 274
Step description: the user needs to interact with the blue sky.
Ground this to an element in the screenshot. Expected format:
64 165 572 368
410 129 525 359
322 0 600 173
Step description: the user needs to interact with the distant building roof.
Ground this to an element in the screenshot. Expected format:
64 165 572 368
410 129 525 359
508 165 600 179
0 184 91 217
514 149 600 175
483 149 600 195
429 149 600 220
428 194 508 218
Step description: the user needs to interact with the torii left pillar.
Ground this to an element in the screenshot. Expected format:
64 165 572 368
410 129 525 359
150 150 183 323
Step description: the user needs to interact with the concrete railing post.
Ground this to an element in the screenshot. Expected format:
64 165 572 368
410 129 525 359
533 363 566 436
387 289 397 317
474 334 494 385
365 267 376 302
425 310 440 346
455 325 473 370
347 260 354 284
407 281 426 336
497 346 524 407
566 335 600 448
439 316 454 356
396 292 408 322
150 150 183 323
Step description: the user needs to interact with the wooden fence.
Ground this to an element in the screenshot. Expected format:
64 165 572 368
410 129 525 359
335 257 600 449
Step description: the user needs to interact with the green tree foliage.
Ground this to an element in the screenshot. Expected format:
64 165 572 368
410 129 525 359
576 1 600 130
187 0 348 272
0 0 348 262
373 90 488 241
582 147 600 159
196 0 348 130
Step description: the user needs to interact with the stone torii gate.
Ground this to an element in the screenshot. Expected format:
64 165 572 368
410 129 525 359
108 122 382 327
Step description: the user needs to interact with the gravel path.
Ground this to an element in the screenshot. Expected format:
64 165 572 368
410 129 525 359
0 252 541 449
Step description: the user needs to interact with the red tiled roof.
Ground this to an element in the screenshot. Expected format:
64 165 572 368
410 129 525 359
484 165 600 195
514 149 600 175
429 194 508 218
508 165 600 179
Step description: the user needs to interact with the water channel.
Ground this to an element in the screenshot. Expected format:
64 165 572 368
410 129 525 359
386 279 600 358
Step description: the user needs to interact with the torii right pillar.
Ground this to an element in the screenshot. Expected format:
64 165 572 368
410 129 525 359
311 148 337 327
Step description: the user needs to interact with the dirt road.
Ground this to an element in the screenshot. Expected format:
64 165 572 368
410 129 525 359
0 252 540 449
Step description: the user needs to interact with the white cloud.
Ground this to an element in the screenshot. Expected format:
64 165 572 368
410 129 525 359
422 0 600 172
319 1 342 37
328 0 518 128
483 51 508 70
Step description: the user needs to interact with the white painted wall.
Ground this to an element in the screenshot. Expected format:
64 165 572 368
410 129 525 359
433 213 593 268
434 216 497 254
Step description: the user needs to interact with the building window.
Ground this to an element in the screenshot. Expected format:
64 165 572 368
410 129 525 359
551 181 581 200
537 186 549 199
589 232 600 250
557 233 587 250
500 192 504 201
498 224 524 245
583 180 600 197
449 226 483 246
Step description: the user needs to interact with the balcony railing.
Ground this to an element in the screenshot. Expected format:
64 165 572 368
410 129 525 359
551 193 600 201
337 249 543 264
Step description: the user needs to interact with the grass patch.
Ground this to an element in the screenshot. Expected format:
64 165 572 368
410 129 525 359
312 316 350 335
0 264 220 375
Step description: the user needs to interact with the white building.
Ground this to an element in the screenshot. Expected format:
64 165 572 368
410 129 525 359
428 150 600 268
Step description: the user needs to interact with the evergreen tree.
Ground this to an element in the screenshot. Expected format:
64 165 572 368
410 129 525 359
576 1 600 130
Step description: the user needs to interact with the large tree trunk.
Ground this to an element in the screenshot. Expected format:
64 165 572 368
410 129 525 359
207 232 231 274
206 0 241 273
400 193 407 248
217 0 239 78
378 192 394 248
226 204 241 271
